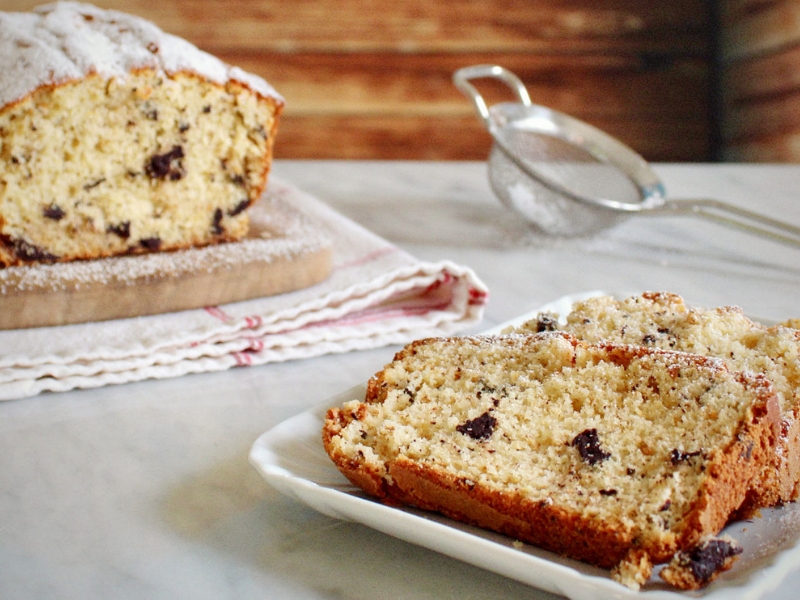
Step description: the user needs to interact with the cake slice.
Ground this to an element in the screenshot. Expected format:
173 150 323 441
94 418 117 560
0 2 283 266
515 291 800 509
323 332 779 590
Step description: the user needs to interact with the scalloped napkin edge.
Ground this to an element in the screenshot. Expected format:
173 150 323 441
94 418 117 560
0 177 488 401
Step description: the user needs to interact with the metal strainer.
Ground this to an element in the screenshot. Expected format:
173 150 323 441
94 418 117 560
454 64 800 245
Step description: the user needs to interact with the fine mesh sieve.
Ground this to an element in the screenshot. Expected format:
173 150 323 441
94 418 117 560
453 64 800 245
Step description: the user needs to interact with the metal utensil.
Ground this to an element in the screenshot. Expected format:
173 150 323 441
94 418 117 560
453 64 800 245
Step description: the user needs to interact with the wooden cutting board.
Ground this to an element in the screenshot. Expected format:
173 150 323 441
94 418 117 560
0 189 333 330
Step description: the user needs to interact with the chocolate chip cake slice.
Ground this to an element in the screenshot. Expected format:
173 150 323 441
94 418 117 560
516 291 800 509
0 2 283 266
323 332 779 590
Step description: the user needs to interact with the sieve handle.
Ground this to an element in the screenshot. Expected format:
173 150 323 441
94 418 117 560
660 198 800 248
453 65 531 126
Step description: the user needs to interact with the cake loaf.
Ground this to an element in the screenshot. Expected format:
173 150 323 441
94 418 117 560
0 2 284 267
323 332 779 590
515 292 800 509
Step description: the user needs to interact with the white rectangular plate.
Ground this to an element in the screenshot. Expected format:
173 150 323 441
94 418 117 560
249 292 800 600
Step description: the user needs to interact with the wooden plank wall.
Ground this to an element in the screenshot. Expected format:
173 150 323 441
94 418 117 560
4 0 713 161
720 0 800 162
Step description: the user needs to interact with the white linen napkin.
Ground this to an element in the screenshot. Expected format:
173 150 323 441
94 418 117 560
0 178 488 401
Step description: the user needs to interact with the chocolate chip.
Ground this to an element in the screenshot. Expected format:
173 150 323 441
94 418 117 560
642 334 657 345
534 313 558 332
685 539 742 583
671 449 703 465
13 239 57 262
457 411 497 440
146 146 184 180
478 383 497 396
202 105 211 114
228 199 250 217
107 222 131 239
211 208 224 235
83 177 106 191
660 499 672 511
43 205 65 220
599 489 618 496
572 429 611 465
230 174 246 187
139 237 161 251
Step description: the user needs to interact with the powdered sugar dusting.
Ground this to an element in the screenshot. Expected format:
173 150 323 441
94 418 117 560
0 182 331 294
0 1 283 107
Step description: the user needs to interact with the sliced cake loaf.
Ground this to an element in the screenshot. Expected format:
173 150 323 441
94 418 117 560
0 2 283 266
323 332 779 590
515 292 800 509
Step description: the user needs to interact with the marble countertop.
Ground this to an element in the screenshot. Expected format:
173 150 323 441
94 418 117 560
3 160 800 599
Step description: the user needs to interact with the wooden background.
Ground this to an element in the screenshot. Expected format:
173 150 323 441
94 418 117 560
719 0 800 162
3 1 798 162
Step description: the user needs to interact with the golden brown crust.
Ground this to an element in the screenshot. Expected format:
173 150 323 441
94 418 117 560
388 456 637 569
783 412 800 500
727 330 800 510
673 381 778 546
